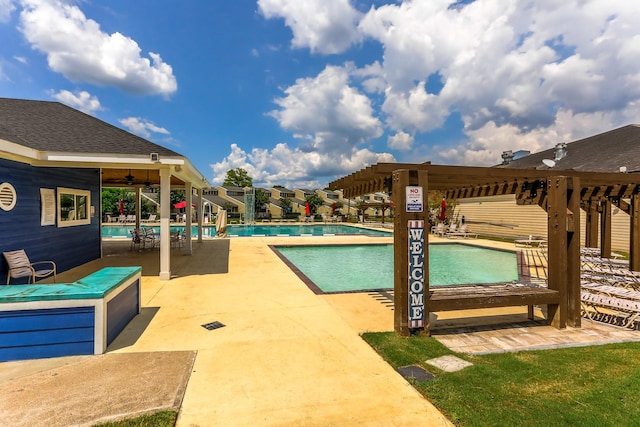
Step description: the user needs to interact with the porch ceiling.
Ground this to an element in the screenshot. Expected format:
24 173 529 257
101 168 185 188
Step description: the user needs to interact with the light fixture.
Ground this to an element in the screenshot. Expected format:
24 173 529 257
144 170 151 190
125 169 135 185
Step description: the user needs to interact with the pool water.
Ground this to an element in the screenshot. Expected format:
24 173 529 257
102 224 391 238
274 243 519 293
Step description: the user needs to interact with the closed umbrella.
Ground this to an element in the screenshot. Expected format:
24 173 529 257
119 200 124 215
216 209 227 237
305 202 310 215
439 197 447 222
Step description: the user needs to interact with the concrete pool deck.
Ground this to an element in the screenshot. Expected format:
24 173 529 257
2 233 640 426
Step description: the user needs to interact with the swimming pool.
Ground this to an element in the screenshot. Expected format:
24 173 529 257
272 243 519 294
101 224 392 238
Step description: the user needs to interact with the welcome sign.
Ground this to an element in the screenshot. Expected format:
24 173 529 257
408 220 425 328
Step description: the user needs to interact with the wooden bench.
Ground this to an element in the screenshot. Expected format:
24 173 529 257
429 284 560 322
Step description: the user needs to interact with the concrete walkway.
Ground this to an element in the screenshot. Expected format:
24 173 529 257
1 236 452 426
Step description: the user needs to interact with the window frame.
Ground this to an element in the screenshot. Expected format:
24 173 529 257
57 187 91 227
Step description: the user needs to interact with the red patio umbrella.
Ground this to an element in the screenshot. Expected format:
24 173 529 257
305 202 310 215
173 201 196 209
119 200 124 215
439 197 446 222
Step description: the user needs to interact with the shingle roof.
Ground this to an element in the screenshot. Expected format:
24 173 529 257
501 124 640 173
0 98 181 157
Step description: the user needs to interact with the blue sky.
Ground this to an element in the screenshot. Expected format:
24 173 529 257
1 1 640 189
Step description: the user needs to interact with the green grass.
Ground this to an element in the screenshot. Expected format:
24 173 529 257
362 332 640 427
92 410 177 427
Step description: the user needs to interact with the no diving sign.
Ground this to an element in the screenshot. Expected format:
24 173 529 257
406 186 423 212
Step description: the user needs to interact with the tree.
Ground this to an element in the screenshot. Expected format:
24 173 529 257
305 193 325 214
223 168 252 187
255 188 271 212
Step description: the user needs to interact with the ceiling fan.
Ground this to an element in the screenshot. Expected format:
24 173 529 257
144 170 152 190
125 169 135 185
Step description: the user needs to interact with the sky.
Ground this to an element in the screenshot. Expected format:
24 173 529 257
1 0 639 189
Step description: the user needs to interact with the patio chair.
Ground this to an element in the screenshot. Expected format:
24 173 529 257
142 227 160 249
141 214 156 223
3 249 57 284
447 224 478 239
431 222 445 237
130 228 144 251
444 223 458 237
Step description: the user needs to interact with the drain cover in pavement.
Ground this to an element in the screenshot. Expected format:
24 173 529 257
202 321 225 331
397 365 435 381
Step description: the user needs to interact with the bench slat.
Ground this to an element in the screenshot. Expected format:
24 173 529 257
429 285 560 311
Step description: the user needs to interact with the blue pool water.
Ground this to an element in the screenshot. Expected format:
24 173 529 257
274 243 519 293
102 224 391 238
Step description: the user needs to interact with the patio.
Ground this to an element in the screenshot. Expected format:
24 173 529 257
2 235 640 426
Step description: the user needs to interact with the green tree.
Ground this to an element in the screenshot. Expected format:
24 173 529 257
254 189 270 212
223 168 252 187
305 193 325 214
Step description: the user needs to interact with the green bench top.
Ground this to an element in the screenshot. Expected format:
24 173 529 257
0 267 142 303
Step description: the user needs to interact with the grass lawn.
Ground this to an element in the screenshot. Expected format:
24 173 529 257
362 332 640 427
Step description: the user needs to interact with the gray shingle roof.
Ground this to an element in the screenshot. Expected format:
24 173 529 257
0 98 181 157
501 124 640 173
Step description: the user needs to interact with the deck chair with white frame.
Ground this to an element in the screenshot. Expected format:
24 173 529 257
3 249 57 284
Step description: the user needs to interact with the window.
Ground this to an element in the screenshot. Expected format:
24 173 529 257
57 187 91 227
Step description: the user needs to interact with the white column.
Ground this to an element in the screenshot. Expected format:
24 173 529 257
135 187 142 230
185 181 193 255
197 188 203 243
159 168 171 280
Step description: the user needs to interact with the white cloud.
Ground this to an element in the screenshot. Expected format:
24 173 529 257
119 117 170 139
18 0 177 96
211 142 394 189
0 0 16 22
436 105 640 166
349 0 640 164
268 64 383 154
51 89 102 114
387 131 413 151
258 0 362 54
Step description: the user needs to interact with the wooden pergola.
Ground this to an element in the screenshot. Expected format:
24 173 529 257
329 163 640 335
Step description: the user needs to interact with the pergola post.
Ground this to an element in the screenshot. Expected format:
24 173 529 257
546 176 579 329
584 200 599 248
631 194 640 271
600 199 612 258
392 169 429 336
566 177 581 327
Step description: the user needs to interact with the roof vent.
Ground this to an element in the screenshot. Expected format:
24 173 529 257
501 150 514 165
554 142 567 161
0 182 17 211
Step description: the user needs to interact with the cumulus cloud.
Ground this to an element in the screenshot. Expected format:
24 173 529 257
268 64 383 154
0 0 16 22
119 117 170 139
387 131 413 151
258 0 362 54
211 143 394 189
51 89 102 115
18 0 177 96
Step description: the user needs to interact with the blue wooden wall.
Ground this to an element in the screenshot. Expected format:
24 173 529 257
0 306 95 362
0 158 101 282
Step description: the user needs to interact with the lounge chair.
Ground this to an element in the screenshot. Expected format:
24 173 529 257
447 224 478 239
431 223 445 237
3 249 57 284
515 236 548 248
581 289 640 328
444 223 458 237
141 214 157 223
